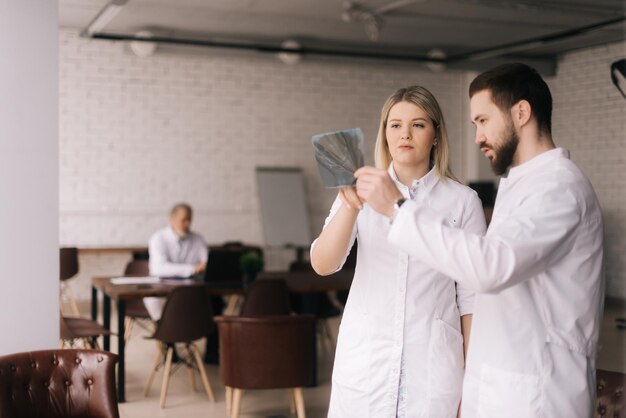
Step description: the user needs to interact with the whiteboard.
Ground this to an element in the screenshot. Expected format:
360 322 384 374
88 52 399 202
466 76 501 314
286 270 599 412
256 167 311 247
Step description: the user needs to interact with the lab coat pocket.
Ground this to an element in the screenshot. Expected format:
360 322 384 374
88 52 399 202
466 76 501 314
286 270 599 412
425 318 464 418
476 364 542 418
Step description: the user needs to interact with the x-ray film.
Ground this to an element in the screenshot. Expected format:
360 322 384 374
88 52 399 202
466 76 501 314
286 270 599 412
312 128 365 188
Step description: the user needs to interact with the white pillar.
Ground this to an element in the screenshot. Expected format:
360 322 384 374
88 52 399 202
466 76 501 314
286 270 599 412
0 0 59 354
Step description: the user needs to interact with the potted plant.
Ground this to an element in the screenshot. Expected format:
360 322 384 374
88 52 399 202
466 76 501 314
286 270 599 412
240 251 264 289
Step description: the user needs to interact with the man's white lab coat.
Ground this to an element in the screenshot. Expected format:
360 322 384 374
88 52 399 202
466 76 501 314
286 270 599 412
389 148 604 417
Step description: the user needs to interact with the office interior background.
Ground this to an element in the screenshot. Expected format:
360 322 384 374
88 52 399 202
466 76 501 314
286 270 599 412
1 0 624 402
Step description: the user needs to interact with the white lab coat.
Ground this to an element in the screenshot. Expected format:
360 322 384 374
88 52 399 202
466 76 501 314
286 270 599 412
316 167 486 418
389 148 604 418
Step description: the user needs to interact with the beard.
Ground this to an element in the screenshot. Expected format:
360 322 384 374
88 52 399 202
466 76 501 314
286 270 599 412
489 121 519 176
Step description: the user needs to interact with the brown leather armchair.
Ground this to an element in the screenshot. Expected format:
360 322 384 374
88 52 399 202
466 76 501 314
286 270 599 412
596 368 625 418
215 314 315 418
0 349 119 418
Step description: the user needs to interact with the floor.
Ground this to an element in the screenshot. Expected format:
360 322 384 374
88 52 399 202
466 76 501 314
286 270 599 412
89 301 625 418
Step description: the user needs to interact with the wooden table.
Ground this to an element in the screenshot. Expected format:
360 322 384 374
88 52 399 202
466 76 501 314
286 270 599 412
91 270 353 402
257 269 353 293
91 277 242 402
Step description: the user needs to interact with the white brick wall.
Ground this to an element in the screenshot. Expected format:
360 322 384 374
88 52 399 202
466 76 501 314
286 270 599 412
549 41 626 299
59 29 625 300
59 29 474 297
60 29 471 249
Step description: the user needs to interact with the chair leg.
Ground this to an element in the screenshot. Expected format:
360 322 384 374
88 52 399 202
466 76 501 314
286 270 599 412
322 319 335 351
316 322 326 352
144 342 162 397
191 342 215 402
159 346 174 408
61 282 81 317
225 386 233 417
90 337 101 350
82 337 93 349
124 317 134 343
186 344 197 391
231 388 243 418
223 295 243 316
289 389 296 414
293 387 306 418
316 319 334 353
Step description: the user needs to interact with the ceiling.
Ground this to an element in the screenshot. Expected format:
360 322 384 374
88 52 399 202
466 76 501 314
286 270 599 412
58 0 626 74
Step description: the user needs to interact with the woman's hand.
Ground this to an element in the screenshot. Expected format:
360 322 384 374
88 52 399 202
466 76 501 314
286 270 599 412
339 186 363 211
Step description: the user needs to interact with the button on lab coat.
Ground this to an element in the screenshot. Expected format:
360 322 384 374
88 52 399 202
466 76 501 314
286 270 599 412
316 167 486 418
389 149 604 418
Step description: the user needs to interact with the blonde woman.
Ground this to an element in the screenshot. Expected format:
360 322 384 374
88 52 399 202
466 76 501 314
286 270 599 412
311 86 486 418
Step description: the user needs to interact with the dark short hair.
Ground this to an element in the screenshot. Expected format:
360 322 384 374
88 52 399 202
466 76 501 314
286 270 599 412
170 202 192 217
469 63 552 134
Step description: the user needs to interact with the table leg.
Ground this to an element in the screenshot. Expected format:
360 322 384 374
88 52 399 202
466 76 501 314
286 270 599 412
117 299 126 403
103 295 111 351
91 286 98 321
223 295 243 316
312 320 318 387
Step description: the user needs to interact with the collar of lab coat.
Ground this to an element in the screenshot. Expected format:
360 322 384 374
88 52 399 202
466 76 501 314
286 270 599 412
503 148 569 183
388 163 439 199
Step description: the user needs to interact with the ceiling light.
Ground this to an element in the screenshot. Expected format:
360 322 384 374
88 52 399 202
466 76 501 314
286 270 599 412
82 0 128 37
342 2 381 42
426 48 447 72
129 31 157 57
277 40 303 65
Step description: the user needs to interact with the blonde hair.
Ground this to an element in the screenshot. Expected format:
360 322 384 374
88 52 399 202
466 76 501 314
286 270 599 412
374 85 458 182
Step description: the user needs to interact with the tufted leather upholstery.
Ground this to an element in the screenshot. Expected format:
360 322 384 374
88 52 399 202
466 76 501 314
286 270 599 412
596 369 625 418
0 349 119 418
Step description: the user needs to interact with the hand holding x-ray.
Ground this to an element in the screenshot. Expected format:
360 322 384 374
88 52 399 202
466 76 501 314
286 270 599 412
312 128 365 188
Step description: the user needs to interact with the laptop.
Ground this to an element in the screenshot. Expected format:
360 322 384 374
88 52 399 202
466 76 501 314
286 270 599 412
203 247 246 288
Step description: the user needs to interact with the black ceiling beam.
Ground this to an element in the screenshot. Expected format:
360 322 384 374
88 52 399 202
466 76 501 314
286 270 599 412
87 15 624 72
447 15 626 62
91 32 446 64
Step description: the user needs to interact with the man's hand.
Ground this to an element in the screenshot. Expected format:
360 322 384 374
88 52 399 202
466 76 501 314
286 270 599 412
338 186 363 211
194 262 207 274
354 166 403 217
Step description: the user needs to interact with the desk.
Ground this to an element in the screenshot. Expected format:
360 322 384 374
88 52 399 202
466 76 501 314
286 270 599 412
222 269 353 318
258 269 353 293
91 277 242 402
92 270 353 402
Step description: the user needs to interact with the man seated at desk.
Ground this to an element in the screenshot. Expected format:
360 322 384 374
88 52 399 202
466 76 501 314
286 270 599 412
143 202 207 320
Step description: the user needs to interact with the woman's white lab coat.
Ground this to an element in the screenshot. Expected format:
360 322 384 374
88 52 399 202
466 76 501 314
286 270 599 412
316 167 486 418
